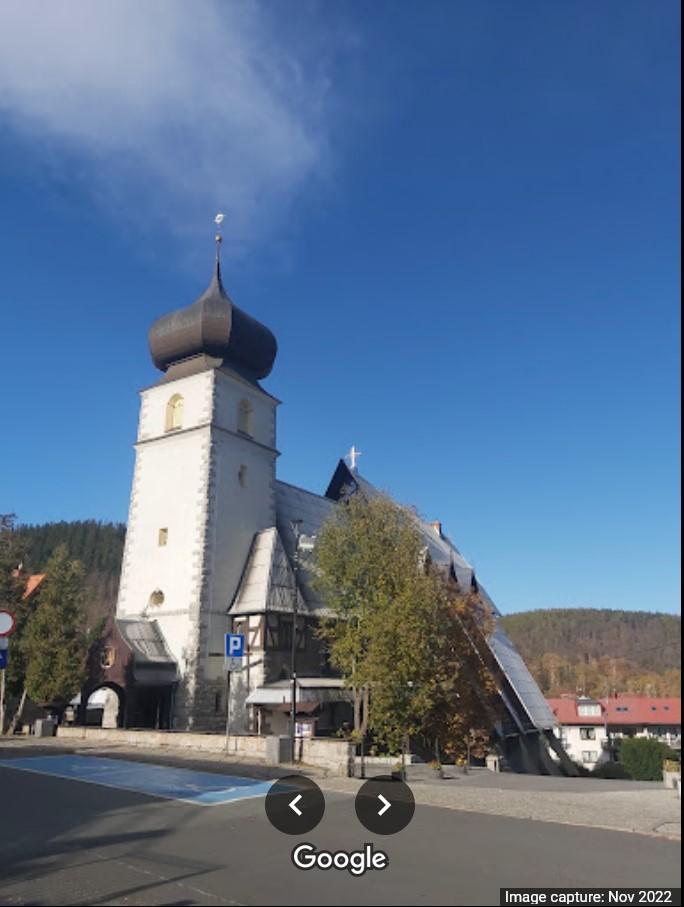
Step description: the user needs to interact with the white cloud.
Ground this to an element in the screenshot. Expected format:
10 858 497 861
0 1 339 257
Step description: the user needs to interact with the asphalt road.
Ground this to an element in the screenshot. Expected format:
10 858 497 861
0 758 680 907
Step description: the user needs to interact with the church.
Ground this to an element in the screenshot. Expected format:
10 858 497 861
88 242 571 774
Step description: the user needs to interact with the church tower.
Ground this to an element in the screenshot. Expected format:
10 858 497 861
116 248 279 730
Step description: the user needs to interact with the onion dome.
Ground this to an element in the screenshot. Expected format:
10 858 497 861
148 259 277 381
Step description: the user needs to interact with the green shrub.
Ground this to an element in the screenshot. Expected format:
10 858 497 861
618 738 675 781
591 761 632 780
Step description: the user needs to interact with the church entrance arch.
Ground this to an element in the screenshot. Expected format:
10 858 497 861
83 682 126 728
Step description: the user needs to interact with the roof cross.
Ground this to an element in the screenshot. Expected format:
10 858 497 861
345 445 363 471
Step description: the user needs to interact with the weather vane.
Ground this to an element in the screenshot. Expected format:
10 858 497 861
214 212 225 261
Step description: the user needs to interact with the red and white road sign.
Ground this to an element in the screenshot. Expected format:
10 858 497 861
0 610 16 637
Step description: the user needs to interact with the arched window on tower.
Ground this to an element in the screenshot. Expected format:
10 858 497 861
165 394 184 432
238 398 253 436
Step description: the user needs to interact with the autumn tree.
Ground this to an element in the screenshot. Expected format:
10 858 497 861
421 589 500 763
314 495 423 743
22 545 89 708
314 494 497 756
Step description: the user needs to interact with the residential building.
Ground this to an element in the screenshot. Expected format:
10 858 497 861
547 694 682 769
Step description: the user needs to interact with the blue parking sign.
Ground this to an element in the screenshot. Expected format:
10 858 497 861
0 648 7 670
225 633 245 658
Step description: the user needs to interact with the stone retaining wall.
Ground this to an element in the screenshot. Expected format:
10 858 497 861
56 726 353 775
301 737 354 776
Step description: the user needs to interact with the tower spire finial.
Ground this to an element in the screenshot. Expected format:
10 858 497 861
214 212 225 265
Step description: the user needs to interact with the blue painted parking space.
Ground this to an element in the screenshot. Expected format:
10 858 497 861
0 754 274 806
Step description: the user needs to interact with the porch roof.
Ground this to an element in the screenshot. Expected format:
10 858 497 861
245 678 351 706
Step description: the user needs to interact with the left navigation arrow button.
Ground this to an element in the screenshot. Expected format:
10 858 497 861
265 775 325 835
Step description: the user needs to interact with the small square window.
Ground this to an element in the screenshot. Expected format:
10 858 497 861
158 528 168 546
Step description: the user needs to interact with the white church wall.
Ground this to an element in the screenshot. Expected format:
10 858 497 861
199 371 278 681
116 370 216 731
203 431 276 665
117 350 279 728
213 368 277 448
117 427 210 664
137 371 213 441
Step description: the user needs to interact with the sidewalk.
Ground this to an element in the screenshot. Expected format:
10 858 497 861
322 771 682 840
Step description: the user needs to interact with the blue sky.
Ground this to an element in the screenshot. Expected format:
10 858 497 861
0 1 680 614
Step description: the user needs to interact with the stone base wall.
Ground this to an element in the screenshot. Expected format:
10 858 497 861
170 675 228 734
56 726 353 775
301 737 354 776
189 678 227 733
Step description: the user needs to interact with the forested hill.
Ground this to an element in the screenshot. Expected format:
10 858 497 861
502 608 681 697
16 520 125 626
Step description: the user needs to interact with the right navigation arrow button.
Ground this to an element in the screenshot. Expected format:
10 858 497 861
377 794 391 816
355 776 415 835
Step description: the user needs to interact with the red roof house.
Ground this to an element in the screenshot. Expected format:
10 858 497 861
547 694 681 727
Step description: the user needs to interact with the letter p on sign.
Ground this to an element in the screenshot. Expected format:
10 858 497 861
225 633 245 658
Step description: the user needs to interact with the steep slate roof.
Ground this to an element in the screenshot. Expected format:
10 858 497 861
231 460 556 731
231 527 308 615
274 480 334 613
275 480 335 555
230 482 334 615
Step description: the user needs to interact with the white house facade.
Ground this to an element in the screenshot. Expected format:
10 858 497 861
547 695 682 769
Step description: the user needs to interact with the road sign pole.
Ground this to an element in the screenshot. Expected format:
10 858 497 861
225 669 232 745
223 633 244 748
0 668 5 736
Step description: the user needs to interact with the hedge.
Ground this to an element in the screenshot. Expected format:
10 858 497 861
618 738 675 781
591 761 632 780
